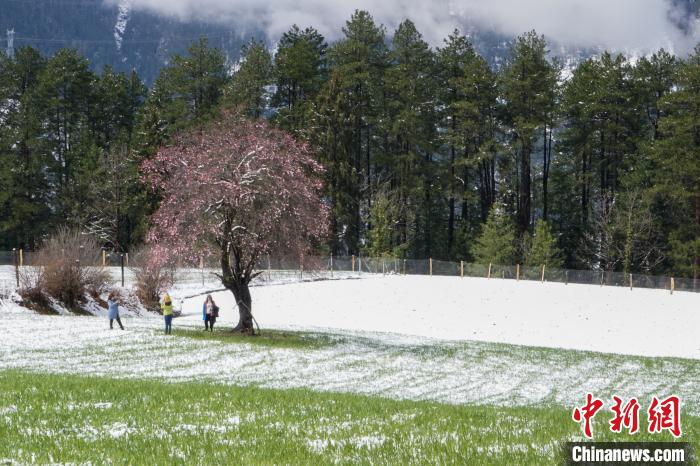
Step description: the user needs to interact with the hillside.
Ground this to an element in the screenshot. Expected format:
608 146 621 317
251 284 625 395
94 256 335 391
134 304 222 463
0 0 251 84
4 0 698 84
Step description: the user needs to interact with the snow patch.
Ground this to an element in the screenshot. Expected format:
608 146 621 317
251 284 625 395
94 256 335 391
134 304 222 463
106 422 133 438
114 0 131 52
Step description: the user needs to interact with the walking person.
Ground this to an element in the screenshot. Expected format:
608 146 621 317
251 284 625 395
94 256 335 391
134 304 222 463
202 295 219 332
161 293 174 335
107 292 124 330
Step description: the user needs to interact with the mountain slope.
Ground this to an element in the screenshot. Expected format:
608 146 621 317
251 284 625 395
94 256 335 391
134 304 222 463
0 0 252 83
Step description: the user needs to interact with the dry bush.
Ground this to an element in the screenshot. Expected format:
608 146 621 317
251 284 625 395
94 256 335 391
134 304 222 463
129 246 174 312
19 228 112 311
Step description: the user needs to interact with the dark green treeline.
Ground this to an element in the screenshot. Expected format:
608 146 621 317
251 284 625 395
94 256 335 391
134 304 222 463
1 11 699 278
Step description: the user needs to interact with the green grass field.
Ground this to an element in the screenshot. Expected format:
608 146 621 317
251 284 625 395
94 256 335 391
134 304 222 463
170 327 345 349
0 371 696 465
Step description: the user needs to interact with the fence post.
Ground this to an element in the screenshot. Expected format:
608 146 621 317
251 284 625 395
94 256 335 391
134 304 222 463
102 249 106 267
120 254 125 287
382 258 386 275
13 248 19 288
460 261 464 278
330 254 334 278
19 249 23 267
358 256 361 275
541 264 546 283
403 259 406 275
429 258 433 276
600 271 604 287
352 255 355 273
516 264 520 281
565 270 569 285
671 277 675 295
629 273 633 291
487 263 492 279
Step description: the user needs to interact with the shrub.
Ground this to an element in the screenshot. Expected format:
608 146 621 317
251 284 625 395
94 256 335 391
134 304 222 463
19 228 111 311
129 246 174 312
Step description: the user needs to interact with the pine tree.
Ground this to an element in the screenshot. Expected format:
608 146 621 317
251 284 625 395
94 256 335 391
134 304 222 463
383 20 440 258
555 53 645 268
308 71 358 255
652 46 700 279
366 188 402 257
437 30 499 257
272 25 327 134
317 10 388 255
472 205 516 265
524 219 563 268
0 47 50 249
91 66 146 148
149 38 227 135
35 48 99 227
500 31 558 234
228 39 272 118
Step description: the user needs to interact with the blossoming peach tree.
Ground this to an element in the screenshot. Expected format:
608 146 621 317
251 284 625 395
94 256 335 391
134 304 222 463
143 115 329 332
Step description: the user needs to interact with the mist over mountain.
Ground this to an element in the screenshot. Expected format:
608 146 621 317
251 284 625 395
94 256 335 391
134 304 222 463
1 0 699 84
1 0 251 84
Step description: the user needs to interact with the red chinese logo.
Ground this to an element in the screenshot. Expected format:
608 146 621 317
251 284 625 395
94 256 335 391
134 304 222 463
609 396 640 434
572 393 604 439
648 395 682 438
573 394 682 438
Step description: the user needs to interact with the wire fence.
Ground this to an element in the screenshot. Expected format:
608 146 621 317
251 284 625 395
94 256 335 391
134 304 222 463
1 251 698 295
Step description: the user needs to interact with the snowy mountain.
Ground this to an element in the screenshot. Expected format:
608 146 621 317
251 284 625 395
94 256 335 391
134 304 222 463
0 0 253 84
1 0 698 85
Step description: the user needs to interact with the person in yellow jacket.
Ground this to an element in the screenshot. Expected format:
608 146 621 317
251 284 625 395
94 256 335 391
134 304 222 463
161 293 174 335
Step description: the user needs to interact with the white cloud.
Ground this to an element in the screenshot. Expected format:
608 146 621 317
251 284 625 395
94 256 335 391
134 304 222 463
105 0 699 54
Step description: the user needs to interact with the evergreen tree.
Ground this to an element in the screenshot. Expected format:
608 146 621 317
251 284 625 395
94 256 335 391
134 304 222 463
366 188 402 257
35 48 99 227
0 47 49 249
652 46 700 279
91 66 146 148
472 205 516 265
149 38 227 135
383 20 440 258
500 31 558 234
272 25 327 134
228 39 272 118
309 71 357 255
555 53 644 268
524 219 563 268
437 30 499 257
316 10 389 255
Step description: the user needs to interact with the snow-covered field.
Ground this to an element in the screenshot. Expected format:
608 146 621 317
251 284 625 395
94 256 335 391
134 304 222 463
1 271 699 415
173 274 700 359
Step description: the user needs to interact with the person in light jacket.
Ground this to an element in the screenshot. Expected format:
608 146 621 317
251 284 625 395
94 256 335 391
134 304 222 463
107 292 124 330
202 294 219 332
161 293 174 335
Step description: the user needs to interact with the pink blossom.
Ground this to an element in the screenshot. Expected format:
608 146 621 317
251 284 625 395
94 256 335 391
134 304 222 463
142 114 330 279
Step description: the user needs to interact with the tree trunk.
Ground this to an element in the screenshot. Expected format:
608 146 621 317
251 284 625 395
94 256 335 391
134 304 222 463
230 280 254 332
447 141 456 258
695 193 700 282
542 122 551 221
517 141 532 234
220 248 255 333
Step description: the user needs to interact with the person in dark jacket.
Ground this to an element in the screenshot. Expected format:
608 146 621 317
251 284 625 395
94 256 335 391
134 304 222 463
107 292 124 330
202 295 219 332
